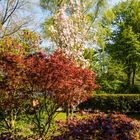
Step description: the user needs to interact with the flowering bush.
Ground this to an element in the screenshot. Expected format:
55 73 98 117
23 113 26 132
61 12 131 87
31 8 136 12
52 113 140 140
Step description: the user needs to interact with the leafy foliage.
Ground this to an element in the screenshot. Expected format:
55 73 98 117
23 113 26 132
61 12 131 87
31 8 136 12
0 46 97 138
78 94 140 113
0 53 24 135
0 30 40 56
52 113 140 140
105 0 140 93
22 49 97 109
46 50 97 107
22 49 96 137
0 31 42 135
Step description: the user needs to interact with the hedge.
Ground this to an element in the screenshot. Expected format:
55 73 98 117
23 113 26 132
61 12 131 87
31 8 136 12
78 94 140 113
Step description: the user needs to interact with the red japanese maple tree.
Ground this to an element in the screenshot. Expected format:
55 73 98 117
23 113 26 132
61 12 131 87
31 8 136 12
45 50 97 118
22 49 97 110
20 49 96 137
0 47 96 138
21 51 59 138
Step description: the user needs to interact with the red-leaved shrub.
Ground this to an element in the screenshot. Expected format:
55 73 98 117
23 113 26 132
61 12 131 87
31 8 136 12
52 113 140 140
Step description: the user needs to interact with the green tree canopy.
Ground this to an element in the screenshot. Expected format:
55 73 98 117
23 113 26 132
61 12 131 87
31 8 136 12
106 0 140 93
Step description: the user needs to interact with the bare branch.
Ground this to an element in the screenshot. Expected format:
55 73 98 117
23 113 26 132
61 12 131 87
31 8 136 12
0 0 33 38
1 0 10 25
2 0 20 25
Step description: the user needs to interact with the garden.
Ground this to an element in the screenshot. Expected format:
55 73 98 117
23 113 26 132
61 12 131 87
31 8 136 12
0 0 140 140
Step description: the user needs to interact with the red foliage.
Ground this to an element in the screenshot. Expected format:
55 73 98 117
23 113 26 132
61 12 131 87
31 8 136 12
45 50 97 107
0 52 24 110
22 52 47 96
0 49 97 112
53 113 140 140
0 48 97 137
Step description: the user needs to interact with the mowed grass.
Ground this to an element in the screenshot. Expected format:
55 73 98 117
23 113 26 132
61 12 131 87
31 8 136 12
55 112 140 123
55 112 66 120
54 112 86 121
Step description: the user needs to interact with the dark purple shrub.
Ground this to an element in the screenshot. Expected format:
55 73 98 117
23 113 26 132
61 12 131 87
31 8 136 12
51 113 140 140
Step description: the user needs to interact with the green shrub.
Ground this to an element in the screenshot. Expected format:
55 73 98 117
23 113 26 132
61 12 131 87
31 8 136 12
78 94 140 113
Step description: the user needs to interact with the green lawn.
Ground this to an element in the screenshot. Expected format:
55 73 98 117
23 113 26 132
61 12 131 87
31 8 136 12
55 112 66 120
55 112 140 122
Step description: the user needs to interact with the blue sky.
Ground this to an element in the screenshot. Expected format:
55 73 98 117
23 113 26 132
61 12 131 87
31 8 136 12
110 0 122 6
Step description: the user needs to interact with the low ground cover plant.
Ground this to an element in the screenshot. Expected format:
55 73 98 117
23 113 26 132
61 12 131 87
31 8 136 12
52 112 140 140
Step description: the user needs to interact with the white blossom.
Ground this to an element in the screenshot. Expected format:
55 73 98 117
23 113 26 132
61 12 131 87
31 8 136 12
48 1 91 68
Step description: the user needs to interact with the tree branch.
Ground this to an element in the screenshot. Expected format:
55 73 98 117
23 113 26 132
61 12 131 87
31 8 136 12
2 0 20 25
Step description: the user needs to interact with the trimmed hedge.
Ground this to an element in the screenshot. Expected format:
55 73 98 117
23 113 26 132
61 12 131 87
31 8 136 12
78 94 140 113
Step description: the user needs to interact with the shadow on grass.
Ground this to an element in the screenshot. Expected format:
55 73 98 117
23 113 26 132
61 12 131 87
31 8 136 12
127 114 140 121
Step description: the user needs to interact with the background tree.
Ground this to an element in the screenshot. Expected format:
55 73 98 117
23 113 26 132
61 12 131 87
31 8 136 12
87 0 140 94
0 0 33 38
83 48 126 93
105 0 140 93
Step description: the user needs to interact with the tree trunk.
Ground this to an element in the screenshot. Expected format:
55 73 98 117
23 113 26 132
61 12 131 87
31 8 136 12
127 67 131 93
66 103 69 123
132 64 136 93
